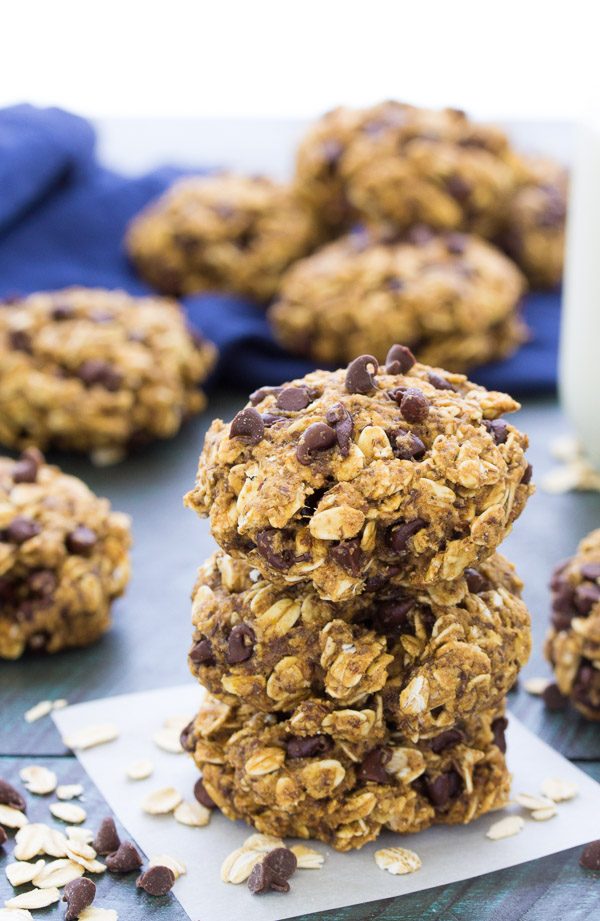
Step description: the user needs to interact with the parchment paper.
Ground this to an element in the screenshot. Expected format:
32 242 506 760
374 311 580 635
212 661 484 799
53 684 600 921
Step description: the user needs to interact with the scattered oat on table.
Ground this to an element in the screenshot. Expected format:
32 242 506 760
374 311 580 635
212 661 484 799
5 859 46 887
20 766 57 796
515 793 555 812
0 805 28 829
31 857 84 888
142 787 182 815
149 854 187 879
531 806 557 821
523 677 551 696
126 760 154 781
374 847 422 875
541 777 579 802
290 844 324 869
62 724 119 751
4 886 61 910
152 727 184 754
173 800 211 827
57 784 84 801
221 847 264 884
49 802 87 824
486 815 525 840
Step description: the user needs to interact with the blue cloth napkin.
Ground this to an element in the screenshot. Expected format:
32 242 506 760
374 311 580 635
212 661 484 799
0 104 561 396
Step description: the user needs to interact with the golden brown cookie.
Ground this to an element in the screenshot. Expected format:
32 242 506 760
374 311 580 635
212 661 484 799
185 352 533 601
189 551 530 739
0 287 216 461
545 529 600 720
183 693 510 851
269 227 527 370
126 173 320 301
294 102 518 238
0 450 131 658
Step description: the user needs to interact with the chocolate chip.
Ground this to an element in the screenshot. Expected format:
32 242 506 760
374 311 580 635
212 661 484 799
261 413 286 427
465 568 492 594
13 447 43 483
399 388 429 423
358 748 392 783
66 526 97 557
574 582 600 615
552 581 576 615
286 735 332 759
345 354 379 394
385 344 416 375
446 233 467 255
423 769 463 807
93 816 121 856
9 329 32 352
296 421 337 464
28 569 57 597
389 518 427 553
321 139 343 170
581 562 600 582
106 840 142 873
6 516 41 545
580 839 600 870
230 407 264 445
189 638 215 666
180 720 195 753
194 778 216 809
227 623 255 664
0 826 7 847
52 304 75 321
325 403 353 456
264 847 297 880
255 529 294 571
328 539 364 575
276 386 311 412
386 276 406 291
484 419 509 445
63 877 96 920
137 865 176 897
573 660 597 705
248 860 289 894
0 778 26 811
429 728 465 754
428 372 456 391
373 598 414 635
522 463 533 485
78 359 122 391
390 428 426 460
542 682 568 711
446 174 472 202
249 385 282 405
408 225 434 246
491 716 508 753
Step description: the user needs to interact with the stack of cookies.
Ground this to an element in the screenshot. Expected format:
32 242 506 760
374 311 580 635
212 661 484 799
182 346 533 850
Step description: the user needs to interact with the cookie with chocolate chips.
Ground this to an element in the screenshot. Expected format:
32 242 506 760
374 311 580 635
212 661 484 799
0 450 130 658
185 692 511 851
188 551 530 739
269 228 527 370
0 287 216 461
545 529 600 720
126 173 321 301
185 348 533 601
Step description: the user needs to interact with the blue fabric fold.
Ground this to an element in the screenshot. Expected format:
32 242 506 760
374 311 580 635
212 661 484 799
0 105 561 397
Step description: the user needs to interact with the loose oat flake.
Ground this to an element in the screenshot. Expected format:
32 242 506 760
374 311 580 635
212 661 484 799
63 723 119 750
49 802 87 824
523 677 550 696
374 847 422 875
13 825 53 861
220 847 263 884
32 858 84 888
0 805 28 829
0 910 35 920
4 887 61 910
541 777 579 802
66 827 94 844
173 800 211 827
486 815 525 840
531 806 558 821
149 854 187 879
290 844 325 869
79 910 118 920
152 727 184 754
142 787 182 815
20 766 58 796
126 760 154 781
5 859 46 887
242 833 284 852
515 793 555 812
56 784 84 801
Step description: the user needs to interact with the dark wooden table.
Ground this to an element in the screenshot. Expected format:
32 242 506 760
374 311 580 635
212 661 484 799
1 392 599 920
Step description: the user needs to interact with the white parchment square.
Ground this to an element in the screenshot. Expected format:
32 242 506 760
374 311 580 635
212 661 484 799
53 684 600 921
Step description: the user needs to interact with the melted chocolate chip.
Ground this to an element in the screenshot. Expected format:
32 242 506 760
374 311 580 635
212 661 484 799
194 778 217 809
78 359 122 391
261 413 286 427
13 447 43 483
358 747 392 783
255 529 295 571
522 463 533 485
542 682 568 711
249 385 282 405
6 516 40 545
52 304 75 321
491 716 508 753
464 568 492 594
429 728 465 754
390 428 426 460
66 526 97 557
190 638 215 666
446 174 472 202
581 562 600 582
180 720 195 752
345 354 379 394
385 343 416 375
484 419 509 445
226 623 256 664
28 569 57 597
63 877 96 920
574 581 600 615
286 735 332 759
9 329 32 352
276 386 311 412
328 539 364 575
230 407 264 445
325 403 353 456
372 598 414 635
137 865 176 896
446 232 467 255
399 388 429 423
408 225 435 246
423 769 463 807
428 372 456 391
389 518 427 553
296 422 337 464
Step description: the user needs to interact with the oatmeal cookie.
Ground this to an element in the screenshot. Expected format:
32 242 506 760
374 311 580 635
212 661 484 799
0 287 216 461
294 102 518 238
126 173 320 301
0 449 130 658
185 350 533 601
498 155 567 288
183 694 510 851
189 551 530 739
545 529 600 720
269 227 527 370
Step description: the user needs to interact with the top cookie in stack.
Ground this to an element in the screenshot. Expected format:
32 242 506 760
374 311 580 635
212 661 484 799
185 346 532 602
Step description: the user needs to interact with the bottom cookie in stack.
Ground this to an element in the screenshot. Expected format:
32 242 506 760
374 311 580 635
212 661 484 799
182 693 510 851
546 529 600 720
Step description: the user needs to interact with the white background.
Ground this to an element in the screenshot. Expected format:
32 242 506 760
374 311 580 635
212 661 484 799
0 0 595 121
